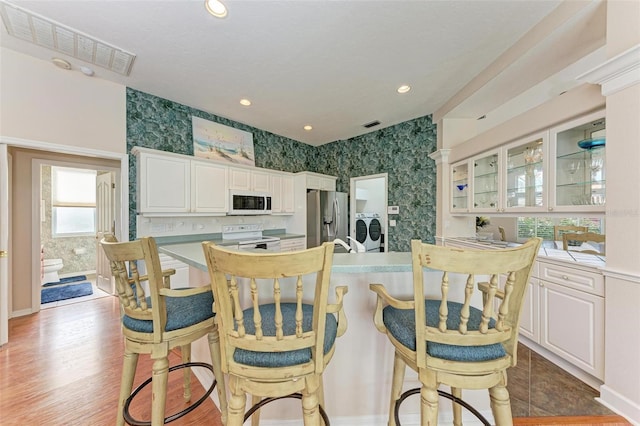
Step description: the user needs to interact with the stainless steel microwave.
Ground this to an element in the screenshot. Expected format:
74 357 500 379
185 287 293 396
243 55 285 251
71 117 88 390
228 191 272 215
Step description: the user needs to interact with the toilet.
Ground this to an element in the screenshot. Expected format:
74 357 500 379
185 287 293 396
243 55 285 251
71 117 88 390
42 258 64 285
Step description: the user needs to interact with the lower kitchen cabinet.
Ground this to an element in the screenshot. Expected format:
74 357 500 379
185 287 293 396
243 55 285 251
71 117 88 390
517 276 540 343
539 280 604 379
159 254 190 289
279 237 306 252
522 260 605 380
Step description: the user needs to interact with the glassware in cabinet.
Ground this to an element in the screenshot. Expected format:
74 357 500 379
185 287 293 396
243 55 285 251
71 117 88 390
472 152 499 212
550 111 605 212
504 134 546 211
451 161 469 212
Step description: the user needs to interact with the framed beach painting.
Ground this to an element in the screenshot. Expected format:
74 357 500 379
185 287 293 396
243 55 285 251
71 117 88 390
192 116 255 166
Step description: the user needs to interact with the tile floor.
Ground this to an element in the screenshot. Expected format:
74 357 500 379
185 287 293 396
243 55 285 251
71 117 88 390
40 275 111 309
508 343 614 417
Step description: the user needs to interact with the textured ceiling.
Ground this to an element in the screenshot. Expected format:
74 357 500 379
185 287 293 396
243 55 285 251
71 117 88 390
0 0 565 146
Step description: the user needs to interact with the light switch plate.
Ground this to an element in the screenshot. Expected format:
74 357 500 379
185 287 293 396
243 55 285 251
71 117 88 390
390 219 397 227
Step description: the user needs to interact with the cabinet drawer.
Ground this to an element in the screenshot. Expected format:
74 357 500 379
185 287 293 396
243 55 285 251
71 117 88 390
280 238 306 252
538 262 603 296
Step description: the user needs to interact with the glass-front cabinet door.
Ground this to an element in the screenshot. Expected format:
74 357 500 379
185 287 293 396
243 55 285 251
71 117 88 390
451 161 469 212
503 131 547 212
549 110 605 213
471 150 500 213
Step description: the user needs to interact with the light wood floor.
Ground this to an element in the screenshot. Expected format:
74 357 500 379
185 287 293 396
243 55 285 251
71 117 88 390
0 296 631 425
0 295 223 425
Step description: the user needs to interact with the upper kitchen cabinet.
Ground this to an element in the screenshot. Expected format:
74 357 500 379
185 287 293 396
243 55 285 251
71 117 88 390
503 131 547 213
549 110 606 213
191 159 228 213
228 167 272 192
299 171 337 191
134 147 229 215
471 149 501 213
136 149 191 213
468 131 547 214
270 173 295 214
451 161 469 212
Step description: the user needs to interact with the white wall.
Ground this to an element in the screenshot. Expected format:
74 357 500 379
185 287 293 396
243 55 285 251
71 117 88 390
1 47 127 315
0 48 126 152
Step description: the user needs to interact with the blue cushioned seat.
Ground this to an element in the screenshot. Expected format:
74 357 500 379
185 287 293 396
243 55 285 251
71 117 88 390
234 303 338 368
122 289 214 333
383 299 506 362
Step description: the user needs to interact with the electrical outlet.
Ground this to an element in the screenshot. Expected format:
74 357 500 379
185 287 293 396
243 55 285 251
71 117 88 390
390 219 397 227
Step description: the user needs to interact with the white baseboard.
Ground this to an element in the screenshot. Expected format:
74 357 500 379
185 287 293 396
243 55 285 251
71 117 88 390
598 385 640 425
10 308 33 318
256 411 493 426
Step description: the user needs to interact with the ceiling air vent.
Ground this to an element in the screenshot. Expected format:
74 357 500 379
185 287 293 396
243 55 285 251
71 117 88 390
0 2 136 76
363 120 381 129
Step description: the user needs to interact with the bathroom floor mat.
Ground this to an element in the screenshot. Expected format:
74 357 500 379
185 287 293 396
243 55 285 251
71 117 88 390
42 275 87 287
41 282 93 304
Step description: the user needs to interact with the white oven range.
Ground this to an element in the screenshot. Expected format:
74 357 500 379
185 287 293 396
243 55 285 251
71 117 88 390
222 224 281 252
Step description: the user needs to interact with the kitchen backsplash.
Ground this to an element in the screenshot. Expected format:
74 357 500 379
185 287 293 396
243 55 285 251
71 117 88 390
126 88 437 251
136 215 290 238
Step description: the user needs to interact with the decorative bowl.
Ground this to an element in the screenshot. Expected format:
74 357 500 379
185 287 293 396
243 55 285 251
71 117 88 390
577 138 605 150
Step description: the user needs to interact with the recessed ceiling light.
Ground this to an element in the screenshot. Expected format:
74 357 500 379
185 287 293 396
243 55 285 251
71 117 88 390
205 0 228 18
52 57 71 70
397 85 411 94
303 125 313 131
240 99 251 106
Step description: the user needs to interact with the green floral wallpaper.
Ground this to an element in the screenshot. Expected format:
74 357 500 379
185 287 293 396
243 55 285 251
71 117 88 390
126 88 437 250
316 117 437 251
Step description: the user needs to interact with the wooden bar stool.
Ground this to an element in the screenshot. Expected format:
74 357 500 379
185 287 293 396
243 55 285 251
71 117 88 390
202 241 348 426
100 235 228 426
370 238 541 425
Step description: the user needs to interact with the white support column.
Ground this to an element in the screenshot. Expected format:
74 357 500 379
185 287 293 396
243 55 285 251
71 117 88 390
578 26 640 425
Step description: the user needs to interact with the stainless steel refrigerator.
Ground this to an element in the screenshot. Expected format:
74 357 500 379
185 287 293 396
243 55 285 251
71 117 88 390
306 190 349 252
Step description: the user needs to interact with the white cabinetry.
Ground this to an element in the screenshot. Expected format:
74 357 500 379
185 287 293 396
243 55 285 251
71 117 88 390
135 147 229 215
450 110 606 215
464 131 547 214
270 173 295 214
229 167 271 192
159 254 190 289
548 110 606 213
191 160 228 213
137 150 191 213
279 237 306 252
301 172 337 191
528 260 604 380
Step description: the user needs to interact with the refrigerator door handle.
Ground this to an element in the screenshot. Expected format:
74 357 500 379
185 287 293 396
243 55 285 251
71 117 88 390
333 198 339 239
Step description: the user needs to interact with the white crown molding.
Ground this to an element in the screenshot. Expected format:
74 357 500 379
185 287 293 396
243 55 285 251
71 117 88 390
428 149 451 165
577 44 640 96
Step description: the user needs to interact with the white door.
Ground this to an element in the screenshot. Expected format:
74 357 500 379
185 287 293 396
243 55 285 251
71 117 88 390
0 145 11 346
95 172 115 294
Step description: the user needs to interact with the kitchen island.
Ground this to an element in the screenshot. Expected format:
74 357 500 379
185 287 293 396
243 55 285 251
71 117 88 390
158 243 495 425
158 240 606 424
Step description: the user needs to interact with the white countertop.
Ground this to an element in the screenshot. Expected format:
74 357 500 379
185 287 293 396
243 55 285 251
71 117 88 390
158 242 413 273
445 237 606 269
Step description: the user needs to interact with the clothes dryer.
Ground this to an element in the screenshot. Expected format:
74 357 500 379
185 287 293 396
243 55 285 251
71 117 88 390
355 213 382 252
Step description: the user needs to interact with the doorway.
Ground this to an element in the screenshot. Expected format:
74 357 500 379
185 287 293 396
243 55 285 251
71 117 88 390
349 173 388 252
36 161 117 309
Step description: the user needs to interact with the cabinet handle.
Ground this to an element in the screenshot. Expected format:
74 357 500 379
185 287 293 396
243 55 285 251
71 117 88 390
539 281 544 287
562 275 569 280
548 207 554 211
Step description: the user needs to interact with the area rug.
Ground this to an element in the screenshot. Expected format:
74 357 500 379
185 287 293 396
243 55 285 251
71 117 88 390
42 275 87 287
41 282 93 304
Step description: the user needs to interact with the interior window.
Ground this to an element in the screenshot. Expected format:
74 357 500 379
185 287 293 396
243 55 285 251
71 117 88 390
517 217 603 242
52 167 96 237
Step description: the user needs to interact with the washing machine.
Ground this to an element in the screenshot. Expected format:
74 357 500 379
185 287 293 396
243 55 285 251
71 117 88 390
355 213 382 252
